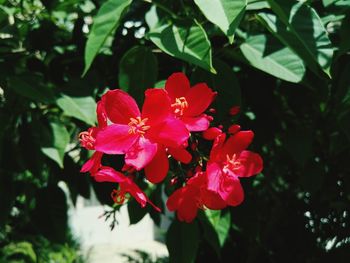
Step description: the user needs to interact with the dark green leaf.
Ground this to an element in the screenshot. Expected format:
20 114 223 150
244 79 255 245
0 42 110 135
205 210 231 246
148 21 215 73
166 220 199 263
194 0 247 43
127 199 148 225
83 0 132 75
119 46 158 105
198 212 221 257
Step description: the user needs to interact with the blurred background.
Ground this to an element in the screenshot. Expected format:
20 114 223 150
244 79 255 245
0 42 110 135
0 0 349 262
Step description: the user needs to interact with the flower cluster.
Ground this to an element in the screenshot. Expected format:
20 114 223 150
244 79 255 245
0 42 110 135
79 73 263 223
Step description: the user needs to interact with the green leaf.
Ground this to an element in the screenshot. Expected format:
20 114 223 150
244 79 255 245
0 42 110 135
191 59 241 122
56 94 97 125
240 34 306 83
166 220 199 263
41 122 69 168
83 0 132 75
198 212 221 257
194 0 246 43
127 199 148 225
266 0 334 76
148 21 215 73
205 210 231 246
119 46 158 105
8 75 55 103
1 242 37 263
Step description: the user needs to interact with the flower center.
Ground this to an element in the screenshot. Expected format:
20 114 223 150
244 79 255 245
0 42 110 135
111 189 128 205
223 154 242 172
128 117 150 135
171 97 188 116
79 128 96 150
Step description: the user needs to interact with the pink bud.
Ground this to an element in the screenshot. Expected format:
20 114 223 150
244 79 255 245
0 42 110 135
229 106 240 116
228 124 241 135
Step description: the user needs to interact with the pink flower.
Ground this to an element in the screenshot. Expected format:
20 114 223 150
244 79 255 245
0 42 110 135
165 72 216 132
206 131 263 206
79 101 107 175
94 166 160 211
95 88 189 183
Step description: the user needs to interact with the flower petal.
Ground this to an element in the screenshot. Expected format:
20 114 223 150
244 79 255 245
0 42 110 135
125 137 158 170
96 100 107 128
222 131 254 156
103 89 140 124
181 114 210 132
220 175 244 207
166 187 185 211
165 72 190 100
202 127 223 140
94 166 126 183
206 162 223 193
144 146 169 183
202 189 227 210
235 151 263 177
142 89 171 126
168 147 192 164
184 83 215 117
178 200 199 223
149 117 189 148
209 133 226 161
95 124 138 154
81 151 103 175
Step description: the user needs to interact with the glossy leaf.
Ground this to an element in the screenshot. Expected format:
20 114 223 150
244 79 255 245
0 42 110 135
266 0 334 76
41 122 69 168
56 95 97 126
205 210 231 246
166 220 199 263
194 0 247 43
148 22 215 73
240 34 305 83
119 46 158 105
83 0 132 75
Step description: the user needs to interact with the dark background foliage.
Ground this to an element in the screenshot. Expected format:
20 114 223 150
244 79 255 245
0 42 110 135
0 0 349 262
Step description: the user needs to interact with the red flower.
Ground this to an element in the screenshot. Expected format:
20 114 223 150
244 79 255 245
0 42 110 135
95 88 189 183
206 131 263 206
202 127 223 140
94 166 160 211
79 101 107 175
166 172 206 223
165 72 216 132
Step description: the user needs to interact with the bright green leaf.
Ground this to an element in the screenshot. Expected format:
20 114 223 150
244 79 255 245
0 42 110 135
194 0 247 43
240 34 306 83
119 46 158 105
83 0 132 75
41 122 69 168
166 220 199 263
56 95 97 125
266 0 334 76
205 210 231 246
148 22 216 73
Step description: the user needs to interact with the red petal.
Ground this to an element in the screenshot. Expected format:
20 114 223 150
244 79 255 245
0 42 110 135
184 83 215 117
178 201 198 223
95 124 138 154
181 115 210 132
202 127 223 140
96 100 107 128
94 166 126 183
166 187 185 211
123 179 148 208
168 147 192 164
228 124 241 135
222 131 254 156
81 151 102 175
202 189 227 210
235 151 263 177
220 176 244 207
206 162 223 193
142 89 171 126
144 146 169 183
103 89 140 124
165 72 190 100
149 117 189 148
209 133 226 161
125 137 158 170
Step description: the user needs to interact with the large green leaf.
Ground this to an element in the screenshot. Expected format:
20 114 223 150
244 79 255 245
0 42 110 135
191 59 241 123
83 0 132 75
266 0 334 76
240 34 306 83
41 122 69 168
198 212 221 257
127 199 148 225
56 95 97 125
119 46 158 105
205 210 231 246
148 22 215 73
166 220 199 263
194 0 246 43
